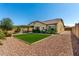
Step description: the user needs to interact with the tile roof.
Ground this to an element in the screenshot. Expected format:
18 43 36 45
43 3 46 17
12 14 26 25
42 18 63 25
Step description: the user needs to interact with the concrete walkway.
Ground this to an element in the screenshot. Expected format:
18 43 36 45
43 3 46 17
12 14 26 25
0 31 73 56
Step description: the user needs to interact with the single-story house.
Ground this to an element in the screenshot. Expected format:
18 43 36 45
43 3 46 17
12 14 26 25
28 18 64 33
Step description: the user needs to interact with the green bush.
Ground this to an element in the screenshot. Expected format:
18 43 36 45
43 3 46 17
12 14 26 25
47 28 56 34
40 30 47 33
0 32 5 39
32 29 40 33
32 27 56 34
32 29 35 33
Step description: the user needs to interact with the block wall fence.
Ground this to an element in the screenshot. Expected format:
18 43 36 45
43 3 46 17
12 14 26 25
72 23 79 39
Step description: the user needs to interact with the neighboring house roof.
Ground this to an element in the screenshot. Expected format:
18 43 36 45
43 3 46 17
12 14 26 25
65 26 72 31
42 18 64 25
29 18 64 25
65 26 72 29
29 21 47 25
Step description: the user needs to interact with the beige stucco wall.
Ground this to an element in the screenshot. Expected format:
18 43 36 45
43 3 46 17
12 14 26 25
23 28 28 31
57 21 64 33
73 24 79 38
22 27 33 32
30 22 47 30
72 27 76 35
28 27 33 32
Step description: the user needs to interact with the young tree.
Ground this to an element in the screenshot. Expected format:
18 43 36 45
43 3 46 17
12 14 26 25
0 18 13 31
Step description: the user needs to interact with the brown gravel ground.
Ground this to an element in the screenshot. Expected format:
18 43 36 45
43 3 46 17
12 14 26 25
0 31 73 56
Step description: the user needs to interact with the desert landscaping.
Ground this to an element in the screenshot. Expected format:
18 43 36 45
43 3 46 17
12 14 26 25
0 18 78 56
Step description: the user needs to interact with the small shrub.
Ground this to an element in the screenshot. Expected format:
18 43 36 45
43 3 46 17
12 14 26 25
14 27 21 33
4 31 12 37
0 31 5 39
47 28 56 34
32 29 40 33
6 32 12 37
32 29 35 33
0 41 3 45
40 30 47 33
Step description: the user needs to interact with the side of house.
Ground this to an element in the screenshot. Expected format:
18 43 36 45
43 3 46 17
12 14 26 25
56 20 64 33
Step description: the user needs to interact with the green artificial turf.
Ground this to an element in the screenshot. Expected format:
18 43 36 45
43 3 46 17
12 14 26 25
15 33 50 44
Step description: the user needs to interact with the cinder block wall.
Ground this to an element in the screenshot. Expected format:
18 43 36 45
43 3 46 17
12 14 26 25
72 23 79 39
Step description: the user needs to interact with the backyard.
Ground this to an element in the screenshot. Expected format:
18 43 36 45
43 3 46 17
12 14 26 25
15 33 50 44
0 31 73 56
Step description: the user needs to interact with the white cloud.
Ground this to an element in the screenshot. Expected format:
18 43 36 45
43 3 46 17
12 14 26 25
65 23 75 27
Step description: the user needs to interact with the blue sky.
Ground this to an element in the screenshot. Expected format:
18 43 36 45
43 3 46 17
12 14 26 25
0 3 79 26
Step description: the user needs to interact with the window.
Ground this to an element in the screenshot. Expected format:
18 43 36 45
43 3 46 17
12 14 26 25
49 26 51 28
42 27 44 30
35 27 40 30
